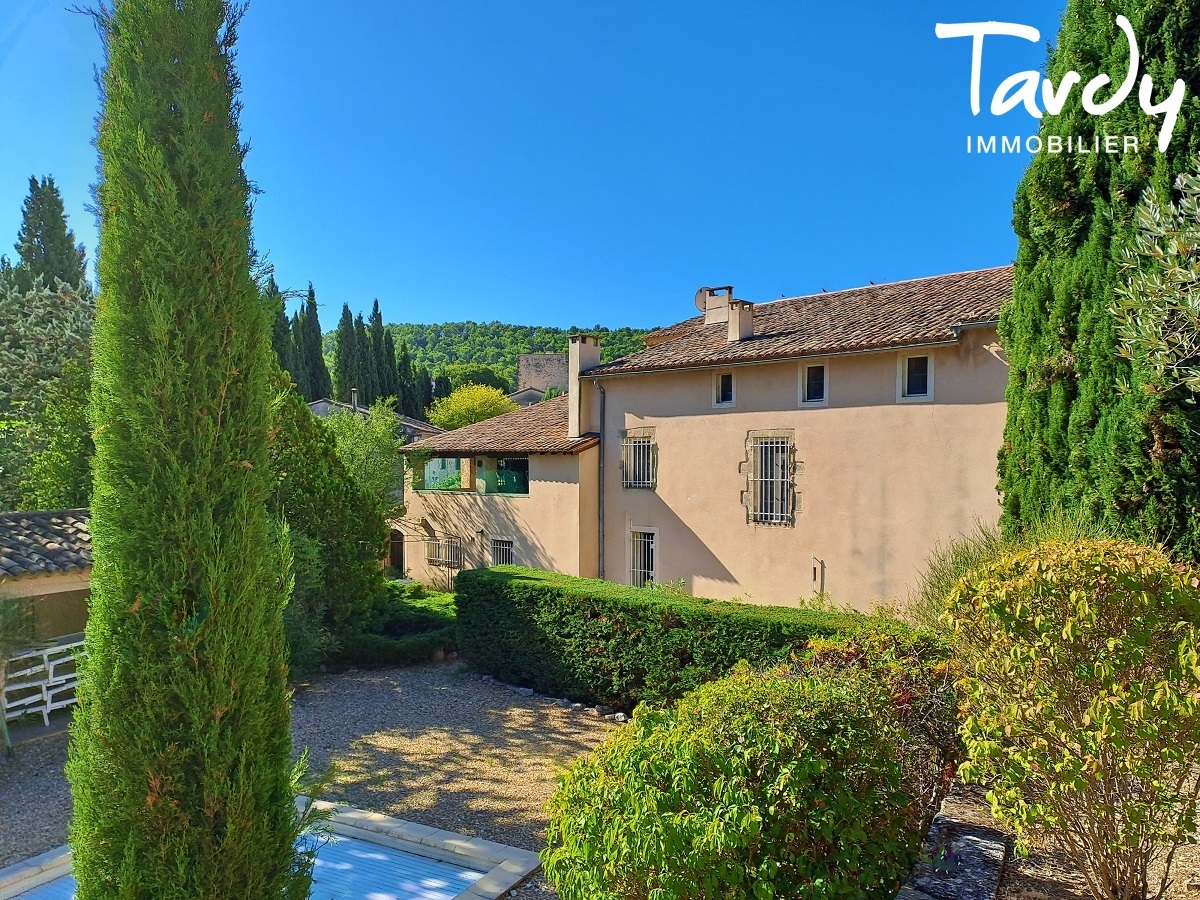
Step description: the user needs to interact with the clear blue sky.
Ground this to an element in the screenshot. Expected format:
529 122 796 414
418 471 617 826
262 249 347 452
0 1 1068 331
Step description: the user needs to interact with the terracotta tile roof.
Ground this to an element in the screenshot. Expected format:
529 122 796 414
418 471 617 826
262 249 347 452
401 394 598 456
0 509 92 579
592 266 1012 376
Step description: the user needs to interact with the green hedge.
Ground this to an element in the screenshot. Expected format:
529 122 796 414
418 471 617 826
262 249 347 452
454 567 925 709
331 583 458 669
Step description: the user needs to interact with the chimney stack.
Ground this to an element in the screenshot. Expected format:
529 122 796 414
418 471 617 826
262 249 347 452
568 334 601 439
350 388 359 411
698 286 735 325
727 299 754 342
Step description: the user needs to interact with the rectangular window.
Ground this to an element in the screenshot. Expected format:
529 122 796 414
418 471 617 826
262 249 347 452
803 364 826 403
713 371 735 407
490 538 514 566
903 355 930 398
751 437 793 524
424 538 462 568
423 458 464 491
622 437 657 489
495 457 530 494
629 529 657 587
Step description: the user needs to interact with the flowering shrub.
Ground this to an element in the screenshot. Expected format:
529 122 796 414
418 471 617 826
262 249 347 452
544 666 927 900
947 539 1200 900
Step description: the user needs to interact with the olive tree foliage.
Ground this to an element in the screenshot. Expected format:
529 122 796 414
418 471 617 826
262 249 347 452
66 1 319 896
948 540 1200 900
322 400 405 519
1113 165 1200 397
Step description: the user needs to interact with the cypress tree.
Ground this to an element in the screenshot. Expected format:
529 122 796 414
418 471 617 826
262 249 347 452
998 1 1200 556
369 300 394 401
416 365 434 417
289 311 312 400
266 276 295 377
381 328 400 402
332 304 353 402
395 340 417 417
353 312 376 404
298 284 331 401
67 3 312 896
10 175 88 294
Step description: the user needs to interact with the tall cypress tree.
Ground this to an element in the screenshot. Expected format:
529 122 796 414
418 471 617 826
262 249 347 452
298 284 331 401
289 310 312 400
368 300 393 401
381 327 399 402
68 3 312 896
266 276 295 377
395 340 417 417
998 1 1200 556
8 175 89 294
333 304 357 403
351 313 374 404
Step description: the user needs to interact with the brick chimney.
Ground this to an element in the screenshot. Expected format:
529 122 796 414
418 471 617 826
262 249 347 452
568 334 601 439
727 299 754 342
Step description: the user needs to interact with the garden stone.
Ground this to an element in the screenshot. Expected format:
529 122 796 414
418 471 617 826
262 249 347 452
594 705 613 716
904 814 1008 900
569 703 584 712
507 685 534 698
613 713 629 723
584 707 601 717
556 699 572 708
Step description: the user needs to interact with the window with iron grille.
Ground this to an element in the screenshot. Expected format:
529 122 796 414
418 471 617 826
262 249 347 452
425 538 462 568
622 435 657 489
490 538 514 566
629 530 656 588
750 437 793 524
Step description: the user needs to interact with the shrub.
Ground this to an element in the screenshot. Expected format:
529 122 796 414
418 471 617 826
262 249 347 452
455 567 917 709
544 666 926 900
331 583 458 669
948 539 1200 900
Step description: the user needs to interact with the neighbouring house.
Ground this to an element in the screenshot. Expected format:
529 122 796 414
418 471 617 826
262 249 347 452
508 352 568 407
401 266 1012 609
308 393 444 444
0 509 91 642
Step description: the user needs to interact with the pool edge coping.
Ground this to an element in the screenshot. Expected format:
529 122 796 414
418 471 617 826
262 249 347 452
0 801 541 900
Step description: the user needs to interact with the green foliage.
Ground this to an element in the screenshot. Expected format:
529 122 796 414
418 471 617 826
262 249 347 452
67 3 314 894
998 1 1200 558
322 399 404 518
453 567 933 710
357 321 652 389
426 383 518 431
439 362 509 393
23 359 93 510
4 175 88 296
544 666 925 900
1114 165 1200 395
288 284 332 403
333 582 458 669
908 511 1114 634
267 376 388 636
278 527 336 676
541 385 563 401
948 539 1200 900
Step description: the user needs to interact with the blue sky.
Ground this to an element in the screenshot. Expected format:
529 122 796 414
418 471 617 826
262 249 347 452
0 1 1068 330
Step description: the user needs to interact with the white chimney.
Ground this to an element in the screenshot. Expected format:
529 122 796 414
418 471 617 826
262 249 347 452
568 334 601 439
727 299 754 342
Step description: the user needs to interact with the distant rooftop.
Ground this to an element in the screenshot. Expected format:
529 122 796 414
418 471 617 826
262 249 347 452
307 398 443 438
592 265 1012 377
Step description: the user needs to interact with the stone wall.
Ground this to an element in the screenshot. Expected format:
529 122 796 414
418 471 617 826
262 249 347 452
517 353 568 392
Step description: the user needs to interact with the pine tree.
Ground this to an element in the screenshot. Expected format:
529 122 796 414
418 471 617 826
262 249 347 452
67 3 313 896
998 1 1200 557
333 304 356 403
298 284 331 401
10 176 89 294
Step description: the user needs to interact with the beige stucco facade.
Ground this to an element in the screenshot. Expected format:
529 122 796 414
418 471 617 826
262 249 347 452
590 326 1007 609
400 449 600 591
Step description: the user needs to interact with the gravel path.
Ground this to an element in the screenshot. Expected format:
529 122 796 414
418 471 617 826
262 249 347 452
0 662 614 897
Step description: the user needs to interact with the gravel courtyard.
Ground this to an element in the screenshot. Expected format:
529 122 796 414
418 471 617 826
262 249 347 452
0 662 614 897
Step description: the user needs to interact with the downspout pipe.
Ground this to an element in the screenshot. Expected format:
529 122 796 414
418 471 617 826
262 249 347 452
596 381 606 580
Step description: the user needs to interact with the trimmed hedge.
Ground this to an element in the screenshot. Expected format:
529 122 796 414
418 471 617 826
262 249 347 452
332 583 458 669
455 567 931 709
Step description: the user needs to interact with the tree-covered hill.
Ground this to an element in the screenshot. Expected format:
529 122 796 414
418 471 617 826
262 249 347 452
323 320 654 390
